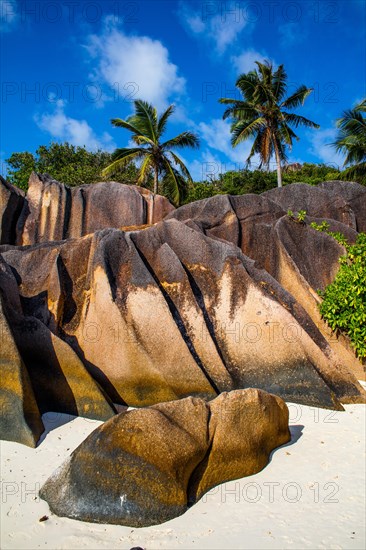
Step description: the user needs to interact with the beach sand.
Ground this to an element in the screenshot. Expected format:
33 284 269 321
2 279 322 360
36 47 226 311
1 384 365 550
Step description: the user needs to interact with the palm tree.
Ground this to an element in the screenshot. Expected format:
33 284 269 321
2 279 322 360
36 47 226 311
219 61 319 187
332 99 366 180
102 100 199 205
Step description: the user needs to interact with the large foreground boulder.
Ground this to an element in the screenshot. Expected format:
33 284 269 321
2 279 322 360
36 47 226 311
15 173 175 245
40 388 290 527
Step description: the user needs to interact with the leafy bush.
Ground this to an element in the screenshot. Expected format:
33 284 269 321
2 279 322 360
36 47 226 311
184 162 365 205
310 221 348 246
318 232 366 359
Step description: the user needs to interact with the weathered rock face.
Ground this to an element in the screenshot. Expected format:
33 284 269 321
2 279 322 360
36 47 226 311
167 183 366 381
40 388 290 527
263 181 363 230
319 180 366 232
0 253 116 448
0 178 365 447
0 217 365 448
14 173 175 245
0 176 25 245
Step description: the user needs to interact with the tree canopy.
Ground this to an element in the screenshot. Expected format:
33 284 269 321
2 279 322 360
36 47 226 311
6 143 138 191
103 100 199 205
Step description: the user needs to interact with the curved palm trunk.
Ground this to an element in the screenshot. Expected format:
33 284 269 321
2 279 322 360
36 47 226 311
273 139 283 188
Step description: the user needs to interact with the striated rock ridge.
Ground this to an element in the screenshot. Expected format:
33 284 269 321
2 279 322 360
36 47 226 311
0 178 365 447
0 218 365 447
1 172 175 245
40 388 291 527
166 182 366 381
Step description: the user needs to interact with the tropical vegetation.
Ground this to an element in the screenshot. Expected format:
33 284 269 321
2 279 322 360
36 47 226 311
5 143 133 191
219 61 320 187
317 231 366 360
102 99 199 205
333 98 366 180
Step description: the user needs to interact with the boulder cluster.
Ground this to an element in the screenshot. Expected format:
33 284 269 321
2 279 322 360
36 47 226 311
1 173 365 526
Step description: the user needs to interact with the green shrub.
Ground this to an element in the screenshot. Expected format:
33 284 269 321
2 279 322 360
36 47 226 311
319 233 366 359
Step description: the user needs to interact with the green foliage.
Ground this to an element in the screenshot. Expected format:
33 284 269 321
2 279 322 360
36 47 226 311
319 233 366 359
310 220 348 247
219 60 319 188
5 143 138 191
310 220 330 232
297 210 307 222
286 209 306 223
184 162 363 204
6 152 36 191
184 168 278 203
104 100 199 206
333 98 366 182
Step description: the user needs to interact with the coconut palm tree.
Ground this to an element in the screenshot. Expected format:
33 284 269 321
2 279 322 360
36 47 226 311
102 100 199 205
219 61 320 187
332 99 366 180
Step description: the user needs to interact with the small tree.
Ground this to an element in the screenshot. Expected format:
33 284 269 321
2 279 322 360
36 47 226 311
103 100 200 205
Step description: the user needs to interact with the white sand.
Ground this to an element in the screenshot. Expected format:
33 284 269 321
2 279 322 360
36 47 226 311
1 387 365 550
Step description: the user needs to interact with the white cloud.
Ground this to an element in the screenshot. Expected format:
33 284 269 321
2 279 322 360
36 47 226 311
179 2 248 54
85 18 186 110
307 128 344 169
232 50 270 74
0 0 18 32
34 100 115 151
198 118 255 166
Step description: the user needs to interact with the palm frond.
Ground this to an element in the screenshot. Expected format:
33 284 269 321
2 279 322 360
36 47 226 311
341 161 366 178
336 109 366 136
110 118 144 137
131 100 158 142
137 154 154 184
278 123 298 146
167 151 193 181
219 100 259 121
158 104 175 137
283 112 320 129
231 117 266 146
272 64 287 101
161 158 185 206
281 86 313 109
102 148 146 178
161 131 200 150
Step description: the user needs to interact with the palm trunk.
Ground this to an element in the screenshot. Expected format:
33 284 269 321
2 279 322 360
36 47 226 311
153 166 159 195
273 140 283 188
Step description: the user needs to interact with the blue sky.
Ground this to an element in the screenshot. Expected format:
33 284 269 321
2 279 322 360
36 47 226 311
1 0 365 181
